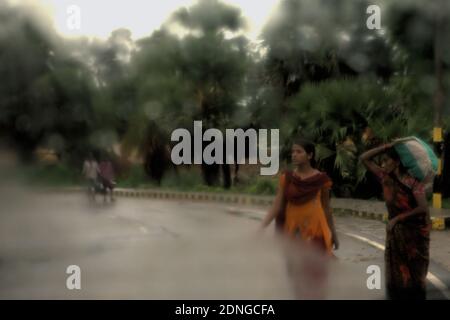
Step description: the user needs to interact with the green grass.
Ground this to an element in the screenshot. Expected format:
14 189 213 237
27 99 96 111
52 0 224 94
116 165 155 189
15 163 83 187
235 177 278 195
14 162 279 196
160 169 204 191
115 165 279 195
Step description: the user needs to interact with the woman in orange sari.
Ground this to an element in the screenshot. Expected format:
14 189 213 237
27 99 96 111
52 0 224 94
260 138 339 298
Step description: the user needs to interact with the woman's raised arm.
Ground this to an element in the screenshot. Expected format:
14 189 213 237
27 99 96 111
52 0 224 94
360 143 393 176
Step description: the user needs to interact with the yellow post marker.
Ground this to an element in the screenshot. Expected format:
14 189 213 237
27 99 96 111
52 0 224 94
433 127 443 142
433 193 442 209
432 127 443 209
431 217 445 231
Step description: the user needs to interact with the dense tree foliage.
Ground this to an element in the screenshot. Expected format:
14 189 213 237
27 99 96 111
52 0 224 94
1 0 449 197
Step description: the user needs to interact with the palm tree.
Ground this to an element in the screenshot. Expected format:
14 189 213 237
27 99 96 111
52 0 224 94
286 78 430 198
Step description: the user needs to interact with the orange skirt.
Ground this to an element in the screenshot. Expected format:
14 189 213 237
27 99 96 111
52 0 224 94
280 173 333 254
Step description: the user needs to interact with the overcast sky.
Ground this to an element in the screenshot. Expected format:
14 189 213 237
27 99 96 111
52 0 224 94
18 0 279 40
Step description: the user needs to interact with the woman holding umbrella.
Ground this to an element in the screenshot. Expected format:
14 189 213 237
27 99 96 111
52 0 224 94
360 142 431 300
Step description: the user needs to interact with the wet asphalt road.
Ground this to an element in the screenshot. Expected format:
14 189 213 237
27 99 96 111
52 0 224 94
0 189 448 299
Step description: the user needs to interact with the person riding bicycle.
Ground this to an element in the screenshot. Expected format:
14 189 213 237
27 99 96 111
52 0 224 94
98 155 116 201
82 153 99 200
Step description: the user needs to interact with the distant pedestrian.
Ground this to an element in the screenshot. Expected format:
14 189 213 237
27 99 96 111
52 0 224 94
360 142 431 300
98 155 116 202
82 153 99 200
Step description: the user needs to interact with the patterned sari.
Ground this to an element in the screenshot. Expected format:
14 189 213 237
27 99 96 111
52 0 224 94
376 170 431 300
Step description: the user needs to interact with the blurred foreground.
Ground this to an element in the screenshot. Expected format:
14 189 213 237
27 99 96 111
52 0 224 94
0 183 389 299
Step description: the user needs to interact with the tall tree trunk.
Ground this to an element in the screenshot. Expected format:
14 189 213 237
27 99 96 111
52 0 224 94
201 163 220 186
222 163 231 189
